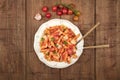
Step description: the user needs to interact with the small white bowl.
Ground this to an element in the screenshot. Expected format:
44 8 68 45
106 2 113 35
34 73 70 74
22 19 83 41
34 19 84 68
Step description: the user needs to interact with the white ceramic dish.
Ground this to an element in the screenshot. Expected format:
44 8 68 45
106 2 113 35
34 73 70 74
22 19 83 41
34 19 84 68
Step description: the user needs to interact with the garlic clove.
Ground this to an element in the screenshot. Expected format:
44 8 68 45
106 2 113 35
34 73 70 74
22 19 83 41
34 13 42 21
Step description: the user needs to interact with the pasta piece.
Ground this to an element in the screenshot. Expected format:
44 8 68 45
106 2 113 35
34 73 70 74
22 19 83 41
71 39 77 44
52 55 59 61
45 55 51 61
67 56 71 63
74 34 80 40
63 35 68 40
72 54 77 59
62 52 68 62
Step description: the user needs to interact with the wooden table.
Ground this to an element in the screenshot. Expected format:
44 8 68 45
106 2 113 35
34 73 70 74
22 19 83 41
0 0 120 80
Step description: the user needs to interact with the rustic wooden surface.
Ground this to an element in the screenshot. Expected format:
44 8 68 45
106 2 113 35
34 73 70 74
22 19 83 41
0 0 120 80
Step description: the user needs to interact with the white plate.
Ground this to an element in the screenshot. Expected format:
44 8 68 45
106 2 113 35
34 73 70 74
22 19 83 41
34 19 84 68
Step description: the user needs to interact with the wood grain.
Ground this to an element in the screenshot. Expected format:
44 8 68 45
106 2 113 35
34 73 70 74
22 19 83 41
0 0 25 80
96 0 120 80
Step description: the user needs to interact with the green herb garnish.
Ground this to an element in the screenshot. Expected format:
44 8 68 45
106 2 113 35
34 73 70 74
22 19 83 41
51 37 55 41
41 37 44 41
63 41 68 45
75 46 77 49
55 44 58 47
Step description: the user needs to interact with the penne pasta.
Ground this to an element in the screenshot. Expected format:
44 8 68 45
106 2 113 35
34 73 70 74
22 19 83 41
40 25 80 63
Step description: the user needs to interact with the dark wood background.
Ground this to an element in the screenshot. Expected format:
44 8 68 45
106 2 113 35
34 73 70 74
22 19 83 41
0 0 120 80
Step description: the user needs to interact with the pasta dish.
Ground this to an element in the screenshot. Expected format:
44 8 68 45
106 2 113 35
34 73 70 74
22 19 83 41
40 25 80 63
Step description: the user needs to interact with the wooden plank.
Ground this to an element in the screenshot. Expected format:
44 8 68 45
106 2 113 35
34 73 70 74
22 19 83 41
96 0 117 25
0 73 9 80
96 55 120 80
60 0 95 80
96 27 120 44
0 73 25 80
96 44 120 58
96 0 120 80
0 0 25 80
26 0 60 80
27 73 60 80
0 41 25 73
11 73 26 80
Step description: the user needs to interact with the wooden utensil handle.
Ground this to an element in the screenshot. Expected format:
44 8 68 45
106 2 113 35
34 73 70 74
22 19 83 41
84 44 110 49
77 22 100 44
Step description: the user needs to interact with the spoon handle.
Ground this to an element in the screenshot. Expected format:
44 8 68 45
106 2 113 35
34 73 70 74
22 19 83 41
84 44 110 49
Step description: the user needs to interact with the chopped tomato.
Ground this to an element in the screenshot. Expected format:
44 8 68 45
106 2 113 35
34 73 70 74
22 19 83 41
52 55 59 61
67 49 73 55
49 47 55 52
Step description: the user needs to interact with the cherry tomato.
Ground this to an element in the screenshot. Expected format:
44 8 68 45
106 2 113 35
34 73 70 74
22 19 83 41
52 6 58 12
45 13 51 18
42 6 48 12
57 11 63 16
68 9 73 15
49 48 55 52
62 8 68 14
68 49 73 55
73 16 79 21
